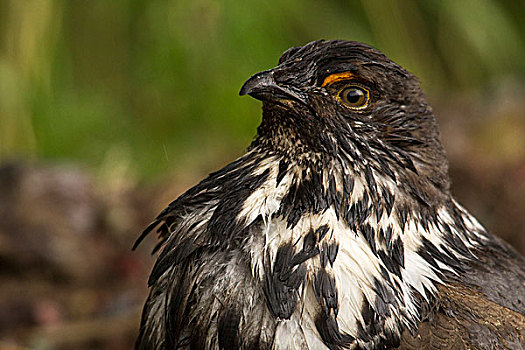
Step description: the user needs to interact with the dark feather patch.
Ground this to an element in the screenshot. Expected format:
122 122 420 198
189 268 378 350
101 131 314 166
373 278 397 318
207 168 270 245
313 269 338 314
315 311 355 350
218 307 241 350
320 241 329 269
148 239 200 286
382 188 395 217
357 298 402 349
263 244 311 319
316 225 330 241
276 159 289 186
327 242 339 267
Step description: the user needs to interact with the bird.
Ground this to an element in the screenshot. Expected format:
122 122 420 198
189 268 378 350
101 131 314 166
134 40 525 349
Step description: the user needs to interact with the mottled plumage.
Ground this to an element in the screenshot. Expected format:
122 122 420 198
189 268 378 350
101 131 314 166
135 40 525 349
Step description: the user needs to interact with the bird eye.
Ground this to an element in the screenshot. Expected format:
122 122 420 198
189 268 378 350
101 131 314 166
339 86 369 109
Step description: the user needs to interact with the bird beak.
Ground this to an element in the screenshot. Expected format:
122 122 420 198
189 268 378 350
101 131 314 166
239 70 307 104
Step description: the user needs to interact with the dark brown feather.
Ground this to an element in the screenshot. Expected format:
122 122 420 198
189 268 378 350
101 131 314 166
400 283 525 349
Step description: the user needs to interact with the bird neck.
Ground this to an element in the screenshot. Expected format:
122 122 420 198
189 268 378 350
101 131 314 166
237 147 486 342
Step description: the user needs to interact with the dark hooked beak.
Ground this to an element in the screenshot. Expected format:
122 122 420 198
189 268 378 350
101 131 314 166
239 70 306 104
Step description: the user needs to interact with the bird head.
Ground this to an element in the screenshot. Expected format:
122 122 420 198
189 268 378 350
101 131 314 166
241 40 450 204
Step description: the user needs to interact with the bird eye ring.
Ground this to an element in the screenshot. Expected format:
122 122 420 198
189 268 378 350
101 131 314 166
339 86 370 109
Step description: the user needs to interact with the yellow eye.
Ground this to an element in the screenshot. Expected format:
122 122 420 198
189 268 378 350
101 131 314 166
339 86 369 109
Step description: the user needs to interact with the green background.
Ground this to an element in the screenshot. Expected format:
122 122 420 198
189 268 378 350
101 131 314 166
2 0 524 180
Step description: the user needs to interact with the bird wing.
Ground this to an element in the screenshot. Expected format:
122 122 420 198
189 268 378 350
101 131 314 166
135 151 281 349
460 235 525 315
400 233 525 350
399 242 525 349
136 208 277 349
400 282 525 349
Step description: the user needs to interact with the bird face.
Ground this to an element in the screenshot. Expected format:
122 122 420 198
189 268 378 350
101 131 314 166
241 40 449 199
241 40 430 146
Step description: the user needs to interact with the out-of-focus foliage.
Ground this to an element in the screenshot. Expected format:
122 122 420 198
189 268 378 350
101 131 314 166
1 0 524 180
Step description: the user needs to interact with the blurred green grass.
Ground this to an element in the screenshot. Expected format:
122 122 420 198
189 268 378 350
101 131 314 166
1 0 524 180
